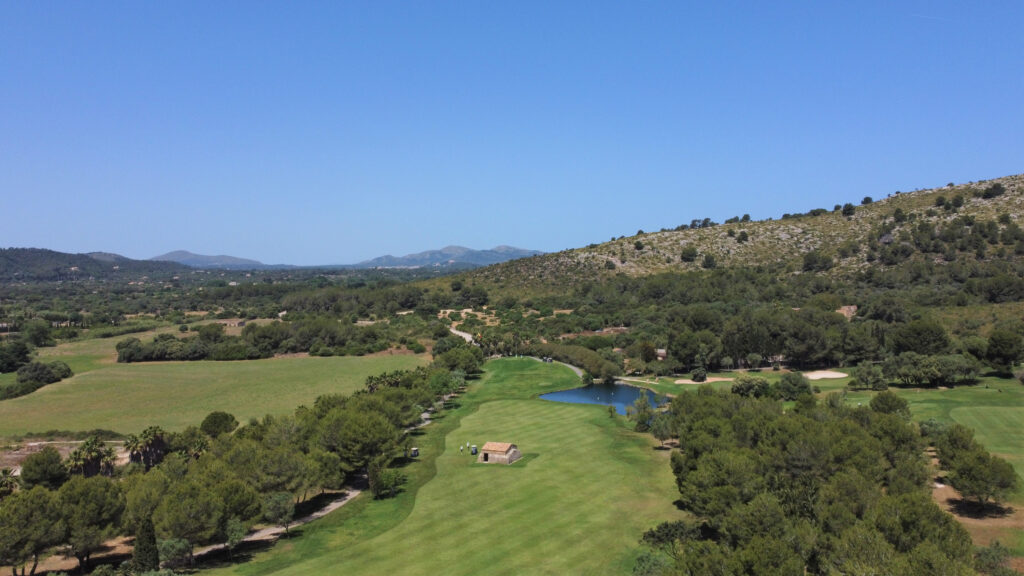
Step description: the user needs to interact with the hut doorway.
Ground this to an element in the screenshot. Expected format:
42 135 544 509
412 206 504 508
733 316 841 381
483 453 489 462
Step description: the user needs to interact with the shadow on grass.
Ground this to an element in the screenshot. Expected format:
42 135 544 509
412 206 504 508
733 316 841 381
469 453 540 467
948 498 1015 519
197 537 280 569
294 491 347 518
84 549 133 575
391 456 418 469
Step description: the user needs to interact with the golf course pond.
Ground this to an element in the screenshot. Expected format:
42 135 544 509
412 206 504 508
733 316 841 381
540 382 664 415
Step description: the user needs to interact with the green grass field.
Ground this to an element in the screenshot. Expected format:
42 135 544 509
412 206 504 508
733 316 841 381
0 351 426 438
209 358 684 576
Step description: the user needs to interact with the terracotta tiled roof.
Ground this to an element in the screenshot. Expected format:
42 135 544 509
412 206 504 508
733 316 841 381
481 442 515 453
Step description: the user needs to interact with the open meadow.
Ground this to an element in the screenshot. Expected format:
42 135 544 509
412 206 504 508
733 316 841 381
0 331 426 437
208 358 684 576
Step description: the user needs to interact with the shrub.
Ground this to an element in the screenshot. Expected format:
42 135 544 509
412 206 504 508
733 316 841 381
982 183 1005 199
16 361 71 385
776 372 811 400
200 411 239 437
691 366 707 382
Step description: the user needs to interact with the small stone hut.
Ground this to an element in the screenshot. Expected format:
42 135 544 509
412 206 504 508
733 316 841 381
477 442 522 464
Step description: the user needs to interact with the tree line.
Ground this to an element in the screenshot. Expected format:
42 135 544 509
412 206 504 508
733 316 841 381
0 362 467 574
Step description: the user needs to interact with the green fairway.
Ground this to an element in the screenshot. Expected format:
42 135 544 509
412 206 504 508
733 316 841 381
210 358 684 576
0 354 426 437
950 406 1024 480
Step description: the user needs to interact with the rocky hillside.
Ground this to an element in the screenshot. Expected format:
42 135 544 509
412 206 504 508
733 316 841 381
466 174 1024 292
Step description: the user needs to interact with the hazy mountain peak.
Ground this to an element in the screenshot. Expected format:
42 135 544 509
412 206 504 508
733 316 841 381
151 250 265 270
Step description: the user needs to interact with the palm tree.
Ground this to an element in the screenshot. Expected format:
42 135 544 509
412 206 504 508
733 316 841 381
138 426 167 469
0 467 19 496
100 446 117 476
124 433 143 465
67 436 116 477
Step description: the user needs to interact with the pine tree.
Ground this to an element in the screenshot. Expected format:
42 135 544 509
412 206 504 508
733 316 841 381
133 517 160 572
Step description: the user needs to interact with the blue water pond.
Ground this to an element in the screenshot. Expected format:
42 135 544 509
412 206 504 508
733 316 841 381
540 382 663 415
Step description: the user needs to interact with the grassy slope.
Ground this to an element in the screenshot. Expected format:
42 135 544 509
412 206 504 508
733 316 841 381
211 358 684 576
0 351 425 437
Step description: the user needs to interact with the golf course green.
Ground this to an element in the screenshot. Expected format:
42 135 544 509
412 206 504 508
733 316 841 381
210 357 684 576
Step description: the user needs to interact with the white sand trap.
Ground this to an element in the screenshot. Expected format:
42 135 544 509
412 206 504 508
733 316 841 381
675 377 735 384
804 370 847 380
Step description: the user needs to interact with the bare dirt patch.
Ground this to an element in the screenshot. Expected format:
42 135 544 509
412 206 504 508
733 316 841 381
1 441 130 472
931 478 1024 567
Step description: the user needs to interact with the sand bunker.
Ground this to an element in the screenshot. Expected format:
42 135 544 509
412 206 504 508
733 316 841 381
803 370 847 380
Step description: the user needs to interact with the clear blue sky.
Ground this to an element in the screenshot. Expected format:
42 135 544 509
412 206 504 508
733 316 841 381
2 1 1022 265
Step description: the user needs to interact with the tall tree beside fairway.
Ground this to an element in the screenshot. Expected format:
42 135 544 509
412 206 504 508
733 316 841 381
262 492 295 536
985 328 1023 373
152 480 223 561
132 517 160 573
123 467 170 530
650 413 673 447
949 450 1019 508
58 475 125 570
627 394 655 432
224 516 246 560
0 486 63 576
321 409 399 471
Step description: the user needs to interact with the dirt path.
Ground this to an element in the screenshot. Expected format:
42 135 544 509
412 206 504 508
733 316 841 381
193 489 363 559
527 356 583 378
448 326 475 344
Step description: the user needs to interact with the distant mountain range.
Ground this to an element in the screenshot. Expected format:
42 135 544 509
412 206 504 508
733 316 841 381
151 246 542 270
354 245 544 268
0 245 544 280
150 250 282 270
0 248 188 281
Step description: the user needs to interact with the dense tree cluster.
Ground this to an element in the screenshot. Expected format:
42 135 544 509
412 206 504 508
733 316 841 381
638 387 977 575
116 318 397 363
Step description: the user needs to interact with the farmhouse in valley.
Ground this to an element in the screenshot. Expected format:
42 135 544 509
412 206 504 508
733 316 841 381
477 442 522 464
